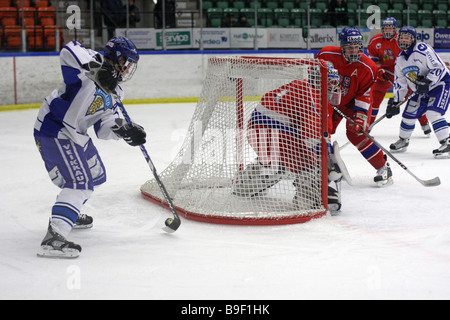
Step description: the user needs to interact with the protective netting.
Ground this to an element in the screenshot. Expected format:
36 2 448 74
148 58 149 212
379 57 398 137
141 56 328 225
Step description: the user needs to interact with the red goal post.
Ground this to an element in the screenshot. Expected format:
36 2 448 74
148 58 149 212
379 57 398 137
141 56 329 225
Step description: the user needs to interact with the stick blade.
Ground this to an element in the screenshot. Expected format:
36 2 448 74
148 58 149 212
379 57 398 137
162 217 181 233
423 176 441 187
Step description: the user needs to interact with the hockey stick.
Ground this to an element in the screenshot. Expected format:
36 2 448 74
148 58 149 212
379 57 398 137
339 95 411 151
369 113 387 130
84 64 181 232
366 95 409 132
115 97 181 233
339 114 387 150
332 105 441 187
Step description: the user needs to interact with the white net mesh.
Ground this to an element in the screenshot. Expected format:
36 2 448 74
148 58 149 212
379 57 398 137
141 56 328 225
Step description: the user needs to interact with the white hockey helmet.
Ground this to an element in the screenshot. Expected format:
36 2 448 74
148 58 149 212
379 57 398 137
326 61 341 106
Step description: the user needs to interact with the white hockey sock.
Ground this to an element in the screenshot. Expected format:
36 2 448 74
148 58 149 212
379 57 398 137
50 219 73 239
399 117 416 140
51 188 93 238
426 110 450 142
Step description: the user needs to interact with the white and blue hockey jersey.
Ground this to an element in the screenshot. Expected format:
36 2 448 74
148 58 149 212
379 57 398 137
393 42 450 102
34 41 124 147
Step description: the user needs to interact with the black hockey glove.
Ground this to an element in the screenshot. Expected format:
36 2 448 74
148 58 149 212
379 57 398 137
112 118 146 146
416 75 432 94
83 55 119 95
386 98 400 119
96 63 119 94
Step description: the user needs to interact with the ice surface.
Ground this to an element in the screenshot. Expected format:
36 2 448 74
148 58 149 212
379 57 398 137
1 100 450 300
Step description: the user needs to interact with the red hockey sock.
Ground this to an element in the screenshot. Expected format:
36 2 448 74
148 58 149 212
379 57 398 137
418 114 428 126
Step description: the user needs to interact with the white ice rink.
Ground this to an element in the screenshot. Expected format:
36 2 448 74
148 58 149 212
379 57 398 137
1 100 450 300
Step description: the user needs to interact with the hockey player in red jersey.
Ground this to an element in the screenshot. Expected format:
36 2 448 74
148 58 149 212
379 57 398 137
233 62 344 211
317 28 393 186
368 17 430 135
246 80 321 174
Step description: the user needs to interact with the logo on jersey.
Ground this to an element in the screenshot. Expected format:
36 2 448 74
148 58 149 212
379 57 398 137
86 89 113 115
402 66 420 83
417 43 427 51
383 49 395 62
340 75 351 96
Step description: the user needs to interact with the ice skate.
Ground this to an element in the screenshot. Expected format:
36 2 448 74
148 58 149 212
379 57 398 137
389 137 409 152
232 162 288 197
327 186 341 214
421 123 431 137
374 162 393 187
37 221 81 259
73 213 93 229
433 137 450 158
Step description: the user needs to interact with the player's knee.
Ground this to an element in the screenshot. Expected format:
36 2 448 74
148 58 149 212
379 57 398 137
346 130 369 147
56 188 93 210
425 110 445 124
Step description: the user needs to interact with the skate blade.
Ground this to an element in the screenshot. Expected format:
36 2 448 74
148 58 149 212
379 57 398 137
328 205 341 215
390 148 407 153
73 223 93 230
329 210 340 216
376 177 394 188
434 153 450 159
37 246 80 259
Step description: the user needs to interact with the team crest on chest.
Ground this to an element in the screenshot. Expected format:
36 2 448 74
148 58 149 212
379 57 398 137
402 66 420 83
383 49 395 61
86 89 113 115
340 75 351 96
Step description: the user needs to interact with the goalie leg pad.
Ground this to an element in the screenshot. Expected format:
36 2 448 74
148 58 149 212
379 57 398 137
330 141 352 185
293 166 322 210
232 163 288 197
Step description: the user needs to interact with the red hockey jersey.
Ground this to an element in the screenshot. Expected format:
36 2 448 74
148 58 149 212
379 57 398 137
316 46 377 114
256 79 322 139
367 33 401 82
247 80 322 173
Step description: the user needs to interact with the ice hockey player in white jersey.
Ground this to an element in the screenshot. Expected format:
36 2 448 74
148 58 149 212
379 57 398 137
34 37 145 258
386 26 450 157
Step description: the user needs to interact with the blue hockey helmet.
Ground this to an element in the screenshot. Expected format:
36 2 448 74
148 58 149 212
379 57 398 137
339 28 363 62
104 36 139 82
382 17 397 39
397 26 417 51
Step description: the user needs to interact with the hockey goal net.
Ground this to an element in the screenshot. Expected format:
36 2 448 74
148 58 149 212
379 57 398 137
141 56 329 225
